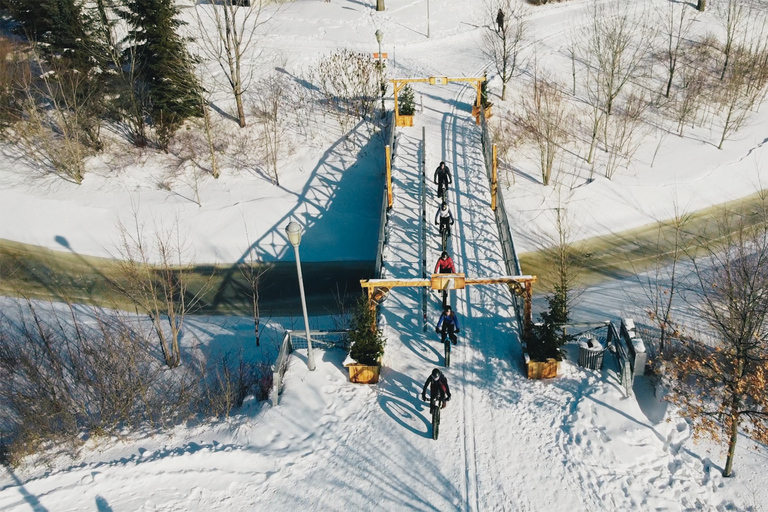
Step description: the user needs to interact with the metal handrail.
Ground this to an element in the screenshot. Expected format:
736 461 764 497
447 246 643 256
479 109 525 327
271 330 351 406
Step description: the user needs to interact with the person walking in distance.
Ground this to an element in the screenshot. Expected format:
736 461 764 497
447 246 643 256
421 368 451 407
434 161 452 199
436 305 460 345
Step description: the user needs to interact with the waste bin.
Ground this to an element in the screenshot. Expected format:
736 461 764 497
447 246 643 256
578 337 605 370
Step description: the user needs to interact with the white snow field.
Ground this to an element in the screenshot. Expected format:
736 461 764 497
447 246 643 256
2 0 768 510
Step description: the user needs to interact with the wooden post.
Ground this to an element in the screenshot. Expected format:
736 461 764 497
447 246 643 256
377 0 385 11
523 282 533 341
475 79 482 125
393 81 402 126
491 144 498 211
386 145 393 208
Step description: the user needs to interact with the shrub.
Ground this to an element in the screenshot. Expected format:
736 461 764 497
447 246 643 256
527 293 571 361
399 84 416 116
348 294 385 365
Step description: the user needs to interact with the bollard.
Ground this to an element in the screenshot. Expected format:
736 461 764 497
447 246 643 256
377 0 385 11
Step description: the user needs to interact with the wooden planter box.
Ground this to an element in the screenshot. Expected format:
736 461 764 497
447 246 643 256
346 362 381 384
526 358 559 379
396 114 414 127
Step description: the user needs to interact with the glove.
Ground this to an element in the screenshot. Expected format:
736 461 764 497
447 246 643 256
435 328 440 334
455 329 460 334
446 395 451 401
421 394 426 401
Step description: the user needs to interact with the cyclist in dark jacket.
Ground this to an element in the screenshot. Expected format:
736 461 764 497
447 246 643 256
434 161 452 199
436 305 460 345
421 368 451 405
434 251 456 274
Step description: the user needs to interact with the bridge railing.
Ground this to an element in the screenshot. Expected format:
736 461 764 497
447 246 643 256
374 111 396 279
479 109 525 330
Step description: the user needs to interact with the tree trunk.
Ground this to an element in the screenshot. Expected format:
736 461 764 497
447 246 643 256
697 0 706 12
501 82 507 101
724 410 739 476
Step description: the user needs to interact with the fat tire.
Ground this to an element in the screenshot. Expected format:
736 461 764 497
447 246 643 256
444 339 451 367
432 404 440 440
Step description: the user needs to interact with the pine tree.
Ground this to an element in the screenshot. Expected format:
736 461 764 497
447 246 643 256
348 294 386 366
119 0 202 148
399 84 415 116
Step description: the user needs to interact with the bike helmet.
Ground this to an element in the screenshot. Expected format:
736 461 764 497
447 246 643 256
444 305 452 312
432 368 441 379
441 251 449 258
441 202 447 209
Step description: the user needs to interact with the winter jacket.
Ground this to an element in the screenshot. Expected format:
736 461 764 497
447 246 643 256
434 256 456 274
436 312 460 332
434 165 452 185
435 207 454 225
422 371 451 400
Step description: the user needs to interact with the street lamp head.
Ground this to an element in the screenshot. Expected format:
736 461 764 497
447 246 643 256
285 221 302 247
375 29 383 44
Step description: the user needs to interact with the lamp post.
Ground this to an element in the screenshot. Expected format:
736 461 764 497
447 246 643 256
375 29 385 117
285 221 316 371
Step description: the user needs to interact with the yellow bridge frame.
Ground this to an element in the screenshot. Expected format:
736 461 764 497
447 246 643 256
390 76 486 126
360 274 537 341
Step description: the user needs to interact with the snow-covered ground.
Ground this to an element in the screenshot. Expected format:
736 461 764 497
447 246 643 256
1 0 768 510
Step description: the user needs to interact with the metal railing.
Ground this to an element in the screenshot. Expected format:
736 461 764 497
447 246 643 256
374 111 396 279
271 330 350 406
421 127 428 329
606 322 634 397
479 109 525 327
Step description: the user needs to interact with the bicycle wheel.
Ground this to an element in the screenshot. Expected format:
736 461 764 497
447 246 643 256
441 228 448 251
444 338 451 367
432 404 440 440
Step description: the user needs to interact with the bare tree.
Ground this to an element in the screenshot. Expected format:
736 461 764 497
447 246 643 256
716 45 766 149
658 0 696 98
602 92 648 180
252 72 289 186
668 197 768 477
115 213 213 368
17 51 100 184
583 1 651 117
240 219 268 348
541 195 583 325
482 0 527 101
314 49 379 138
717 0 747 80
194 0 277 127
673 57 709 137
519 75 571 186
637 206 693 360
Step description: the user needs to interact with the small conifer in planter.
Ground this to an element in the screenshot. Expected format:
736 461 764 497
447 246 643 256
399 84 416 116
526 292 571 378
348 294 386 366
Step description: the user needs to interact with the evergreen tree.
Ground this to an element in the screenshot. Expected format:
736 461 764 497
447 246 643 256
119 0 202 148
348 294 386 366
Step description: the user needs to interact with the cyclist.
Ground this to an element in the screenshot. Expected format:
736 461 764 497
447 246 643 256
434 161 452 199
434 202 454 238
436 305 460 345
434 251 456 274
421 368 451 407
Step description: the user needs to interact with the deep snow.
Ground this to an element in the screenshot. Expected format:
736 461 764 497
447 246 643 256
1 0 768 510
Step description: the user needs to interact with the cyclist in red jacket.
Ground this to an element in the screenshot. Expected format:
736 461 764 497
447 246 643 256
434 251 456 274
